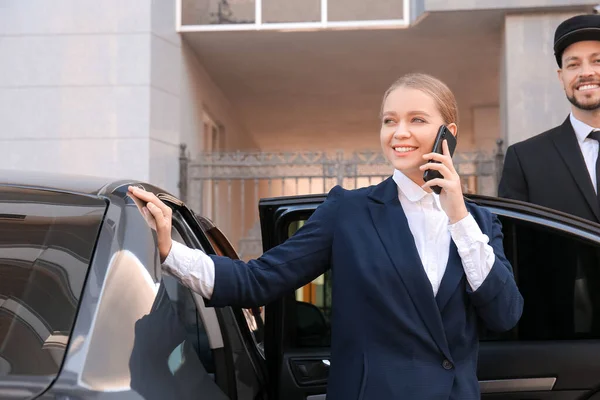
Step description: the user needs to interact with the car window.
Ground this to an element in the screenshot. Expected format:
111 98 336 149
287 219 332 348
288 210 600 347
197 217 266 356
0 188 106 379
195 217 267 399
81 197 228 400
480 214 600 341
169 226 215 374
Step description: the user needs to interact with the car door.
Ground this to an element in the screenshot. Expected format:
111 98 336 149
259 194 600 400
164 197 269 400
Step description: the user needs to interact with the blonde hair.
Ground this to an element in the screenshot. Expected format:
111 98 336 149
381 73 459 126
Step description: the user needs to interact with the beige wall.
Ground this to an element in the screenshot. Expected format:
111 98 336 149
149 0 182 195
0 0 155 182
180 41 259 248
180 40 256 155
473 106 501 154
501 12 576 146
246 94 491 155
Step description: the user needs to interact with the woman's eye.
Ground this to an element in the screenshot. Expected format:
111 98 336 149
383 118 395 125
412 117 426 123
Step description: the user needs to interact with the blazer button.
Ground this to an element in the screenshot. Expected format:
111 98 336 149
442 359 454 370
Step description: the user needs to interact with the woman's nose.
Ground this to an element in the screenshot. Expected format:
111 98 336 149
393 125 410 139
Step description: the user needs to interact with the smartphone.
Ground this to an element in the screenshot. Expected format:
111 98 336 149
422 125 457 195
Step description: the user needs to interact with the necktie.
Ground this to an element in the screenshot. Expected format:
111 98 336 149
586 130 600 205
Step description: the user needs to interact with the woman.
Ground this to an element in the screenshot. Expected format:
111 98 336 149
130 73 523 400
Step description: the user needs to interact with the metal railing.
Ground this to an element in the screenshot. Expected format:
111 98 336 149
179 141 505 258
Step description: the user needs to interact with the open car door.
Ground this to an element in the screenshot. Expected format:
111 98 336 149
259 193 600 400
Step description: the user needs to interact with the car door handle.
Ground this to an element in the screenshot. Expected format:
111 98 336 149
479 377 557 393
289 359 330 386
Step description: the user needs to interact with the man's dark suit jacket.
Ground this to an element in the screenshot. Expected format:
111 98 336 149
207 177 523 400
499 116 600 222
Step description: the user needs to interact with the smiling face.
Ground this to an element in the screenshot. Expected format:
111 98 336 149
558 40 600 111
380 86 457 185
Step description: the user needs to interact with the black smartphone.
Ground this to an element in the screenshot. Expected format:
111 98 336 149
422 125 457 195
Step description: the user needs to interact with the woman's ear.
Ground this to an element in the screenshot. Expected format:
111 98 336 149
446 123 458 138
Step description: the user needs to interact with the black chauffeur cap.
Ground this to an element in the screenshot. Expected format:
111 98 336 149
554 14 600 67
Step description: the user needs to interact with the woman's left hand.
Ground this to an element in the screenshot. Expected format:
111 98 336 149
420 139 469 224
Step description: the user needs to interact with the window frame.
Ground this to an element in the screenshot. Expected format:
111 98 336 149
176 0 410 32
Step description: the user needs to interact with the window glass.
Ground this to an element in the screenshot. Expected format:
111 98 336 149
328 0 404 22
201 221 266 355
125 213 228 400
290 212 600 346
194 216 265 398
0 188 106 378
262 0 320 23
182 0 255 25
170 226 215 373
486 215 600 341
287 219 332 348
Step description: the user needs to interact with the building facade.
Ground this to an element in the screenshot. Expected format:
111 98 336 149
1 0 598 251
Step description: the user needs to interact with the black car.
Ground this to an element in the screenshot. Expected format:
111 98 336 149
2 171 600 400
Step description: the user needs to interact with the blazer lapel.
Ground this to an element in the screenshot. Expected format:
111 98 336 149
435 241 463 313
551 117 600 221
367 178 451 360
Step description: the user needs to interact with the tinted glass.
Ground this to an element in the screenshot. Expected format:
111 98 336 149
481 215 600 341
128 277 227 400
109 204 227 400
197 217 266 356
0 187 106 378
289 211 600 346
197 218 265 398
170 226 215 373
287 219 331 348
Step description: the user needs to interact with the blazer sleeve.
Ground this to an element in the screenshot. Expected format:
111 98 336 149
498 145 529 202
206 185 344 308
467 212 524 332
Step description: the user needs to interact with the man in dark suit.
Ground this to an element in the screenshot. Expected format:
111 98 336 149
499 14 600 223
498 14 600 341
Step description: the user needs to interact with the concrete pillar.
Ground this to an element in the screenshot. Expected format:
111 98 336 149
500 12 578 147
0 0 182 194
149 0 183 195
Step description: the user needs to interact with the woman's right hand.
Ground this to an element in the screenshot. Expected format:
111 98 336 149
128 186 173 262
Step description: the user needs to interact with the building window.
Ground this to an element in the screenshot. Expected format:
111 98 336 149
180 0 409 31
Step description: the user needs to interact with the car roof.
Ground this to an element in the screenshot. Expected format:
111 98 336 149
0 169 168 198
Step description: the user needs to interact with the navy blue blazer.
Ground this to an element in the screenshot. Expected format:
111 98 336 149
207 177 524 400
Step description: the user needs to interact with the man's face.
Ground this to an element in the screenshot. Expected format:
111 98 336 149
558 40 600 111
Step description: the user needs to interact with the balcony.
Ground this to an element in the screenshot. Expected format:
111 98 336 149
178 0 411 32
